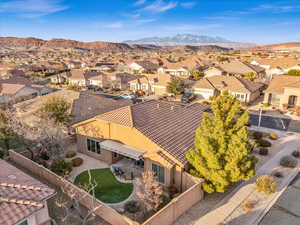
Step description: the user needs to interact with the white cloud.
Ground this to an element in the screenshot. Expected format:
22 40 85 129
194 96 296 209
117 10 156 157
134 0 147 6
136 18 156 24
254 4 299 13
163 24 222 31
181 1 196 9
103 22 124 29
141 0 177 13
0 0 68 17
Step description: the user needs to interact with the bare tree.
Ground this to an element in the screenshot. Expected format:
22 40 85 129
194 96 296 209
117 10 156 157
136 171 163 215
5 109 69 160
55 170 102 225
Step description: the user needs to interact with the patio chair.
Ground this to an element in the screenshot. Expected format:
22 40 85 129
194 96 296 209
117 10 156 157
118 167 125 175
112 166 120 176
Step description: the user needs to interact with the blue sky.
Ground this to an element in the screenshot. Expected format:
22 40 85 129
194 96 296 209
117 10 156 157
0 0 300 44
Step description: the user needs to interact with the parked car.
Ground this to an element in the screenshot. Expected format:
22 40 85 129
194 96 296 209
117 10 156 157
120 94 137 99
181 93 195 103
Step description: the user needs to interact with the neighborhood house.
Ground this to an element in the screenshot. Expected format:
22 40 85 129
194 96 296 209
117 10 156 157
73 100 208 190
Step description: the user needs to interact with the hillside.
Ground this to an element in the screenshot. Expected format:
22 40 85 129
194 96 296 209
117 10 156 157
250 42 300 51
0 37 146 51
173 45 232 52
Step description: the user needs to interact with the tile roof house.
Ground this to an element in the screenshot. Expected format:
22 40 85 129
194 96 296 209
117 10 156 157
129 74 172 96
73 100 209 189
129 61 159 74
191 75 264 103
158 66 191 77
251 58 300 79
205 61 266 81
0 160 55 225
264 75 300 108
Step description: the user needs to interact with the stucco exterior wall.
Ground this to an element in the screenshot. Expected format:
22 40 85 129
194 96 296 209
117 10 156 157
192 88 215 99
75 119 184 188
280 87 300 107
77 134 114 164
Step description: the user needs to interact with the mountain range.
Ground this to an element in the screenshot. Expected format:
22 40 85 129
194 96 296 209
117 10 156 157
0 37 151 51
124 34 254 48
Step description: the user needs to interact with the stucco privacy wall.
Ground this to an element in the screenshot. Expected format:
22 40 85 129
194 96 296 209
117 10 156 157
8 150 137 225
9 151 204 225
142 172 204 225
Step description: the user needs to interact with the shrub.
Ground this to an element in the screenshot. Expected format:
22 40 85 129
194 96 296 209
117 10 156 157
255 175 276 195
269 133 279 140
280 156 298 168
292 150 300 158
256 139 272 147
272 171 283 178
71 157 83 167
259 148 269 156
65 151 76 158
50 159 72 176
0 150 4 159
263 103 270 107
67 84 81 92
40 151 50 160
252 131 263 140
124 200 140 213
168 184 178 197
243 200 257 212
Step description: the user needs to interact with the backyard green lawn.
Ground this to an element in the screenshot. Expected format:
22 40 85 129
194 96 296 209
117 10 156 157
74 168 133 204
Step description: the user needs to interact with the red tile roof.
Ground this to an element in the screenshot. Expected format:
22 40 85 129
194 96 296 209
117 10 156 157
0 160 55 225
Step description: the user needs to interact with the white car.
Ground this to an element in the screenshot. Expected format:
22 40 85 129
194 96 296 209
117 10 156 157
120 94 136 99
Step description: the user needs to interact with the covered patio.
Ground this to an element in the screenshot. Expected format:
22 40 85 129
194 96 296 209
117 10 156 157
100 140 145 182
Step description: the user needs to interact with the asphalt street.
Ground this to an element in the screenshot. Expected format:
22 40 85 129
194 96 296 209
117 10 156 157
249 114 300 133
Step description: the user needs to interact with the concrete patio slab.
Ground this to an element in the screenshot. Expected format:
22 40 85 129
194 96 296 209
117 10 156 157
68 152 109 182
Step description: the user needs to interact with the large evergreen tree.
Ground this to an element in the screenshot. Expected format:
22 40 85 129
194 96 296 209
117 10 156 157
186 92 257 193
166 77 185 95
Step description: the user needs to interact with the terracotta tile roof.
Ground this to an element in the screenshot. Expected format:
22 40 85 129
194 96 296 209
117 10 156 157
193 75 263 93
255 58 300 69
219 60 265 74
0 83 25 95
265 75 300 93
71 91 132 124
134 61 158 71
157 151 176 165
95 100 209 164
69 69 85 80
0 160 55 225
96 105 134 127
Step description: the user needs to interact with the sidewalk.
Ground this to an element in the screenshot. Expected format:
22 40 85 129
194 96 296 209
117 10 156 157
196 134 300 225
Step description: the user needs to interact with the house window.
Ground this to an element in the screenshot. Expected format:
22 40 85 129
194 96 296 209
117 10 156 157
87 138 101 154
235 93 245 101
152 163 165 184
19 220 28 225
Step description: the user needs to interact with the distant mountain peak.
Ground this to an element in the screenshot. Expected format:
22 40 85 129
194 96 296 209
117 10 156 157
124 34 233 44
